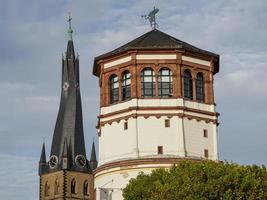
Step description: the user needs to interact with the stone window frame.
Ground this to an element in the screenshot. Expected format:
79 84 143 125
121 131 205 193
183 69 193 100
109 74 119 104
71 178 77 194
158 67 173 98
121 70 131 101
83 180 89 196
103 61 212 106
141 67 156 98
196 72 205 102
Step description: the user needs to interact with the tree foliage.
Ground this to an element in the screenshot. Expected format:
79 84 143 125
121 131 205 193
122 160 267 200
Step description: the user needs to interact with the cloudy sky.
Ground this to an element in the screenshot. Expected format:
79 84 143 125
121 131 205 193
0 0 267 199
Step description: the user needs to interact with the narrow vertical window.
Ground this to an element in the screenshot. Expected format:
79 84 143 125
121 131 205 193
165 119 170 127
124 121 128 130
109 74 119 104
183 70 193 100
196 73 205 102
158 68 172 98
45 182 49 196
158 146 163 154
203 129 208 138
122 71 131 101
55 179 60 195
84 181 89 196
204 149 209 158
71 179 77 194
141 68 156 98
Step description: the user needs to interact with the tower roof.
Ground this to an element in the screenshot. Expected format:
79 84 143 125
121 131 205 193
49 37 90 173
90 142 97 162
39 142 46 163
93 29 219 75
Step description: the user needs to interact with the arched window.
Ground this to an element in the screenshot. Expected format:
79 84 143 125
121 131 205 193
183 70 193 100
141 68 155 98
55 179 60 195
196 73 205 102
158 68 172 98
45 182 49 196
121 71 131 101
109 74 119 104
84 181 89 196
71 179 77 194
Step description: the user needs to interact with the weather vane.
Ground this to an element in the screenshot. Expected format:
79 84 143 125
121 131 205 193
142 7 159 29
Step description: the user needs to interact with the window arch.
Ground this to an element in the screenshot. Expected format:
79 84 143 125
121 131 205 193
109 74 119 104
141 68 155 98
71 179 77 194
158 68 172 98
55 179 60 195
44 181 49 196
196 73 205 102
183 70 193 100
83 181 89 196
121 71 131 101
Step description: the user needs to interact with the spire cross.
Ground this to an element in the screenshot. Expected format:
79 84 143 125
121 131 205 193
142 6 159 29
68 12 72 30
67 12 73 41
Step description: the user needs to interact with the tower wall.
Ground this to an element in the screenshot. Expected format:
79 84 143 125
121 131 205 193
93 29 220 200
99 98 218 165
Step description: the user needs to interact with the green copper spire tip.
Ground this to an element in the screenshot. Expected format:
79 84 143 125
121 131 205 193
67 28 73 41
67 12 73 41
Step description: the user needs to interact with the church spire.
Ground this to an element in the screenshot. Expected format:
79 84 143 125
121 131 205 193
47 18 90 173
90 141 98 171
38 142 47 175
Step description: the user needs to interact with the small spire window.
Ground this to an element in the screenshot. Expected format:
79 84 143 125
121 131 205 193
158 68 172 98
183 70 193 100
109 74 119 104
71 179 77 194
122 71 131 101
141 68 156 98
196 73 205 102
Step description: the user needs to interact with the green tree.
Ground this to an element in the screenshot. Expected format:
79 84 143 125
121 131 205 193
122 160 267 200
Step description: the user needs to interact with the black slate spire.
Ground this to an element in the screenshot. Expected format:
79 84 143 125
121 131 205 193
89 142 98 171
47 24 90 173
39 143 47 175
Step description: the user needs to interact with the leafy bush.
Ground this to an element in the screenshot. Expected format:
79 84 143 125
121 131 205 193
123 160 267 200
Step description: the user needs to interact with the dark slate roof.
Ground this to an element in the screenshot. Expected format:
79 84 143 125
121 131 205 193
42 40 91 174
90 142 97 162
93 29 219 75
39 143 46 163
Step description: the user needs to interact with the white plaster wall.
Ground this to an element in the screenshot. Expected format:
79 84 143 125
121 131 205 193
182 56 210 66
99 115 189 165
183 118 218 160
100 99 215 115
136 54 176 60
94 165 171 200
104 56 131 69
99 118 138 165
137 116 180 157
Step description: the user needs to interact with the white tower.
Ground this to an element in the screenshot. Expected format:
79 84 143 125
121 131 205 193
92 29 220 200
